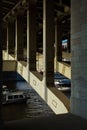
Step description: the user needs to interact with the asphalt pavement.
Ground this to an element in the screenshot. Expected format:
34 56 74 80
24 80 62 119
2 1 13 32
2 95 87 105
4 113 87 130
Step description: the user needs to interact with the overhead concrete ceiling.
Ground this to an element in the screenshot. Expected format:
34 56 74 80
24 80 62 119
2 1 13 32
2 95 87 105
2 0 70 21
2 0 70 49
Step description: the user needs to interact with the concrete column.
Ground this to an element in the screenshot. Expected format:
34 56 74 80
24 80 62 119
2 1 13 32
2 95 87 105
27 9 29 79
15 14 24 60
55 20 62 62
67 33 71 53
71 0 87 119
43 0 54 87
2 27 7 50
7 22 15 54
27 1 37 71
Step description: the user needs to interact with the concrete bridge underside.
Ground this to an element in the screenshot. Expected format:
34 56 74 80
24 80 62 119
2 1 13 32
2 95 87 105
2 0 71 118
3 51 70 114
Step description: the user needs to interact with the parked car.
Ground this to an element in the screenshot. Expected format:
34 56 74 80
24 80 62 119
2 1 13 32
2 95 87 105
54 72 71 91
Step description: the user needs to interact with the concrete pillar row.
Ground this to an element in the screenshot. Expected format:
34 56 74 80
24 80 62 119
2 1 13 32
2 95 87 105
43 0 54 87
27 1 37 72
15 14 24 60
55 20 62 62
7 21 15 55
71 0 87 119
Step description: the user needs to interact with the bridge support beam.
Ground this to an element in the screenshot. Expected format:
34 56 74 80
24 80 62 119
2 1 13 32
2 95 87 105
71 0 87 119
27 1 37 71
67 33 71 53
7 21 15 55
2 27 7 50
43 0 54 87
55 20 62 62
15 14 24 60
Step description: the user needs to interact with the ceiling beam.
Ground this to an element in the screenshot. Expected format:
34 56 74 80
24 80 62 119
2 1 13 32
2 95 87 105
3 0 27 22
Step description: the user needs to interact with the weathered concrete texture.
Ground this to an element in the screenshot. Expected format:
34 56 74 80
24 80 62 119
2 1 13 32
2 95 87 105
71 0 87 119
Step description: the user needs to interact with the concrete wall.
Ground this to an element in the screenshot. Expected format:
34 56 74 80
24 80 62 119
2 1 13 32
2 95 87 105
3 60 17 71
56 62 71 79
3 51 16 71
71 0 87 119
